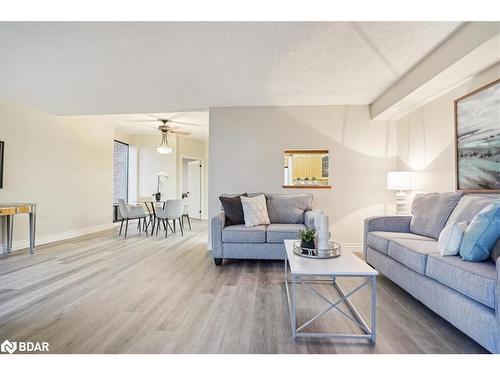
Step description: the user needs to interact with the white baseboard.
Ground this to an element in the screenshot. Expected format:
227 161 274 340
0 222 114 253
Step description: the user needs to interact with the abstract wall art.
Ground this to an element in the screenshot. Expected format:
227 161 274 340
455 79 500 192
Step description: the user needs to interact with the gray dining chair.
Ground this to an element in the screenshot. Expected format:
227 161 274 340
181 203 191 230
118 199 149 238
155 199 185 237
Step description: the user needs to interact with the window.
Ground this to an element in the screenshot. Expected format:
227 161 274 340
283 149 331 188
113 140 129 203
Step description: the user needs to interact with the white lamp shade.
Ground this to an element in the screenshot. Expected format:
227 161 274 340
156 146 173 154
387 171 412 191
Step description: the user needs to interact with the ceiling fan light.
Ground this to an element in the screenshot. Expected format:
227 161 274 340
156 145 173 154
156 132 173 154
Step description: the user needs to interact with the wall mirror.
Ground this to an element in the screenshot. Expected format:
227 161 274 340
283 149 330 188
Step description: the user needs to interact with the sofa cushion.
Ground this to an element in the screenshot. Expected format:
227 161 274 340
219 193 248 225
459 201 500 262
266 223 306 243
387 239 439 274
446 194 499 225
367 231 435 255
266 194 313 224
492 240 500 262
437 221 468 256
426 254 496 309
410 192 462 240
222 224 267 243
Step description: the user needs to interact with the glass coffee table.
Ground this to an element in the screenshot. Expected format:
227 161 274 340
284 239 378 342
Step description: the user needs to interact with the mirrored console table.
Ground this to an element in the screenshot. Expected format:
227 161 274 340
0 203 37 255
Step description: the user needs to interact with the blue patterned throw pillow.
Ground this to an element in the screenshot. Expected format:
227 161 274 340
459 201 500 262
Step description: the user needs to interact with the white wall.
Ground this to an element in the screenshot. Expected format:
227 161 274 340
396 62 500 194
209 105 397 247
136 134 177 199
0 99 114 252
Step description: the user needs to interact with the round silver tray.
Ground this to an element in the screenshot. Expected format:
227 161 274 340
293 240 342 259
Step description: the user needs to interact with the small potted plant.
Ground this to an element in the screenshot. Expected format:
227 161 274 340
298 228 316 249
152 192 161 202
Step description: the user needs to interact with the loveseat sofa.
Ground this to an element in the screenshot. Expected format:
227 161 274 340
211 193 315 265
364 193 500 353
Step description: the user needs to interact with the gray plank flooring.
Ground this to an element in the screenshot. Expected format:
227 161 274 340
0 220 488 354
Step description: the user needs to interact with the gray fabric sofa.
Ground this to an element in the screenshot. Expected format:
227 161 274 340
364 193 500 353
211 193 315 265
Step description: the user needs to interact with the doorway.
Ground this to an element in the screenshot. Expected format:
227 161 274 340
182 158 203 220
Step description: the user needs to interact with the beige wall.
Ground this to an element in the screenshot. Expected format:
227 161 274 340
396 62 500 194
0 99 114 252
114 130 135 145
209 105 398 247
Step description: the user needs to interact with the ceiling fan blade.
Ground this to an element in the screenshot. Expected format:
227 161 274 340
168 120 204 127
170 130 191 136
126 119 161 123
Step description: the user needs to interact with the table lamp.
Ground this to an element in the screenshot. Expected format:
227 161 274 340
387 171 412 215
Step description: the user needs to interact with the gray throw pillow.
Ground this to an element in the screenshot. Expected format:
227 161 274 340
491 239 500 263
266 194 313 224
219 193 248 226
410 192 463 240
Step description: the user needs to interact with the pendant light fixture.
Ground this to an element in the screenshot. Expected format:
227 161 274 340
156 129 173 154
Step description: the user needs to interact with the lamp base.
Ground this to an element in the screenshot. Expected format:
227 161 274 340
395 190 408 215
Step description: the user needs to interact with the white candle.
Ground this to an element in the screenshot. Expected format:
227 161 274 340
317 213 330 250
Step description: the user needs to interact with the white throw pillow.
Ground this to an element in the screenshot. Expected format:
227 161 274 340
241 194 270 227
438 221 468 256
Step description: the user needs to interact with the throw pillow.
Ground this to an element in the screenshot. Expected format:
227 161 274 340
219 193 248 226
491 239 500 263
241 194 271 227
410 192 463 240
459 201 500 262
438 221 468 256
266 194 313 224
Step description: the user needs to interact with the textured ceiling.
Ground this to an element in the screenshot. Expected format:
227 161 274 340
0 22 462 115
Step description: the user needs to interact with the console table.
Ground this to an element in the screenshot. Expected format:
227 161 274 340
0 203 37 254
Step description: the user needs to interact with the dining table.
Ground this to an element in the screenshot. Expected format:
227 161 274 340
135 199 178 235
0 202 37 254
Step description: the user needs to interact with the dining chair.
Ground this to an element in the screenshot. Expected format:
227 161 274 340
118 199 149 238
155 199 185 238
181 204 191 230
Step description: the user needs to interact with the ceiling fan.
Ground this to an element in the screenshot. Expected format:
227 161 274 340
128 115 200 154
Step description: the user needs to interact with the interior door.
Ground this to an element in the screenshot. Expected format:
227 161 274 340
187 160 202 219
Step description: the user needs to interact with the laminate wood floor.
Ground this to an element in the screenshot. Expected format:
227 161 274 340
0 220 488 354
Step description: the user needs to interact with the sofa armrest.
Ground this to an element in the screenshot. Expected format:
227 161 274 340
363 215 412 260
211 212 225 259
